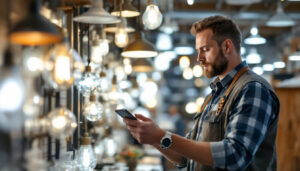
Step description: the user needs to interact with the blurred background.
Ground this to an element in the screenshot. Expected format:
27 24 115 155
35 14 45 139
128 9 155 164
0 0 299 170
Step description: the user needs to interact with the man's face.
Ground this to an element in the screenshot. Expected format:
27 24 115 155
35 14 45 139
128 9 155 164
195 29 228 78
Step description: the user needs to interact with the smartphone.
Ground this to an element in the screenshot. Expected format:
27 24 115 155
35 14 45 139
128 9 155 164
115 109 137 120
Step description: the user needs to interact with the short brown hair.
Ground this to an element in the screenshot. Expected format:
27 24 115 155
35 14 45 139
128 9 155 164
190 15 241 53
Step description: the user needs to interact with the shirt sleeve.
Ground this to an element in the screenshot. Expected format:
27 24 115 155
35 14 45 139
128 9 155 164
210 82 278 170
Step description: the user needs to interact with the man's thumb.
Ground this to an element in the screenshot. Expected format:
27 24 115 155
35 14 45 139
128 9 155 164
135 114 152 121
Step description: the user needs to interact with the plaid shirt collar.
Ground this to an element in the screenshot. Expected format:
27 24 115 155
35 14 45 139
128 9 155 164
210 61 248 93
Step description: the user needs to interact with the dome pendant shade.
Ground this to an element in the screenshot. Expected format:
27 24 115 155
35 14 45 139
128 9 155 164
9 1 62 45
73 0 120 24
111 0 140 18
121 32 158 58
266 3 295 27
132 59 153 72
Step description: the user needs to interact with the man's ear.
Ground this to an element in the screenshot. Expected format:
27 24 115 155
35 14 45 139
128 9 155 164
221 39 233 55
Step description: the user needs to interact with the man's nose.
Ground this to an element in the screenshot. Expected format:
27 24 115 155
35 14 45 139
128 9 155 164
197 52 204 62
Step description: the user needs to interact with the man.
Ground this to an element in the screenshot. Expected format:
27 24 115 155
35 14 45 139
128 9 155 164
123 15 280 171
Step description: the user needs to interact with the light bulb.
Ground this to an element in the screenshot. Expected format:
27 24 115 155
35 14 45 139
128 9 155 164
91 38 109 64
115 19 129 48
47 107 77 139
142 4 163 30
94 136 117 159
0 66 25 132
96 71 111 93
76 144 97 170
43 43 85 90
22 46 44 77
77 66 101 96
83 94 104 122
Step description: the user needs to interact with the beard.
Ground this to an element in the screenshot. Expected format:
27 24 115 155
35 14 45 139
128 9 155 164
202 49 228 78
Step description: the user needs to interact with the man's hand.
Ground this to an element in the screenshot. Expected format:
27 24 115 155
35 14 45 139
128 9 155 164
123 114 165 145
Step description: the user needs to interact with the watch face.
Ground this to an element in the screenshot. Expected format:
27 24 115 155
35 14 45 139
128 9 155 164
162 138 171 147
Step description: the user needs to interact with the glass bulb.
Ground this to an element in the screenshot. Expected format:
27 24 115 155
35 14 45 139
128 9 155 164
108 84 121 104
23 93 43 118
0 66 25 132
83 100 104 122
22 46 44 77
76 145 97 171
94 136 117 159
142 4 163 30
115 22 129 48
91 39 109 64
77 71 101 96
43 43 85 90
47 107 77 139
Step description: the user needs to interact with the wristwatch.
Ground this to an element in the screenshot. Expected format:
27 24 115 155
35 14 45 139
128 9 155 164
160 131 172 149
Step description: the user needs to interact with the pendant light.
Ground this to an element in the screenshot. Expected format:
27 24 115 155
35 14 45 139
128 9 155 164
114 18 129 48
121 32 158 58
244 26 266 45
132 59 153 72
142 0 163 30
73 0 120 24
9 0 62 45
266 1 295 27
111 0 140 18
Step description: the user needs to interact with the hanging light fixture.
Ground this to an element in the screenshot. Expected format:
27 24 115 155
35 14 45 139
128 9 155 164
83 93 104 122
288 50 300 61
47 107 77 139
246 48 262 64
266 1 295 27
132 59 153 72
111 0 140 18
225 0 262 5
76 121 97 171
73 0 120 24
142 0 163 30
22 46 44 77
43 29 85 90
9 0 62 45
121 32 158 58
115 18 129 48
244 26 266 45
91 31 109 64
159 14 178 34
77 66 101 96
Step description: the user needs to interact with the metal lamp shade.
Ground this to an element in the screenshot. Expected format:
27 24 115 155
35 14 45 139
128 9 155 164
132 59 153 72
73 0 120 24
9 1 62 46
121 32 158 58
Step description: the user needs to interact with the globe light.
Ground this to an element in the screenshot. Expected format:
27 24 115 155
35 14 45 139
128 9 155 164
76 133 97 171
77 66 101 97
47 107 77 139
108 75 122 104
83 94 104 122
22 46 44 77
43 42 85 90
115 18 129 48
142 2 163 30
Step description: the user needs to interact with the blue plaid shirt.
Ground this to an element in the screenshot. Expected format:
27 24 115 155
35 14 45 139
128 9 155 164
183 61 279 170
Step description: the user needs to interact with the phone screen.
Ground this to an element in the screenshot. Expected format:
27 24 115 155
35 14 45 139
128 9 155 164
115 109 137 120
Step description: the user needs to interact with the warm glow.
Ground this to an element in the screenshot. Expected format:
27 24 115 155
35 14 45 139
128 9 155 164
193 65 203 77
183 67 193 80
54 55 72 84
142 4 163 30
185 102 198 114
115 27 129 48
179 56 190 69
51 115 67 130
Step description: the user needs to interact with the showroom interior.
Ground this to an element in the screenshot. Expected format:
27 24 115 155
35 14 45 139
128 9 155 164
0 0 299 170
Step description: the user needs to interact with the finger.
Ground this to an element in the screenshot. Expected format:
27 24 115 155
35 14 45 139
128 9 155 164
135 114 152 121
